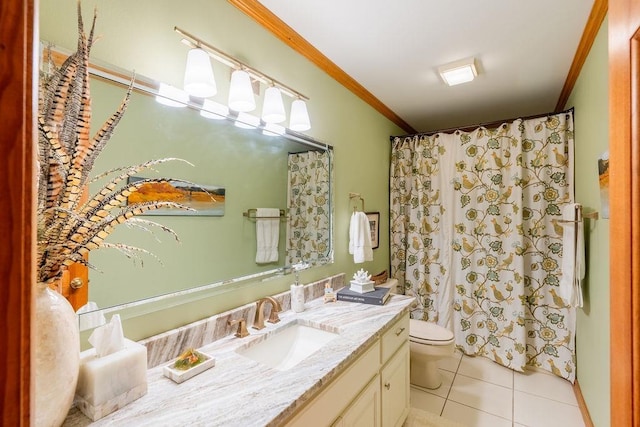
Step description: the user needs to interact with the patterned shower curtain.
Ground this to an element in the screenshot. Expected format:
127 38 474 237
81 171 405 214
286 150 332 266
390 111 577 382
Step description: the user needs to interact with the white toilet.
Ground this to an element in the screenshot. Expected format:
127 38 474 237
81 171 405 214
409 319 455 389
377 279 456 389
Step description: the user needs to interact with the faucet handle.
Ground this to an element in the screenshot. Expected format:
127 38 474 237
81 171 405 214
228 318 249 338
267 297 282 324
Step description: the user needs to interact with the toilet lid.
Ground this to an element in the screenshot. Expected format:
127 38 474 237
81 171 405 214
410 319 454 342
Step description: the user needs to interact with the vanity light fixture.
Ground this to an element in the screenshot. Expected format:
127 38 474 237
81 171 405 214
175 26 311 131
262 123 286 136
200 99 229 120
234 112 261 129
289 99 311 132
262 86 286 124
438 57 478 86
183 47 217 98
156 83 189 107
228 69 257 112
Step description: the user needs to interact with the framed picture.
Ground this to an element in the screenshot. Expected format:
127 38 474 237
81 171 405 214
366 212 380 249
126 176 225 216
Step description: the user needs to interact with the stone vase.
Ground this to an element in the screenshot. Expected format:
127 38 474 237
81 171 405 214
34 283 80 427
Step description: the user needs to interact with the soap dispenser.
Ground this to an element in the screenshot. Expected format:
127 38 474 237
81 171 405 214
290 267 305 313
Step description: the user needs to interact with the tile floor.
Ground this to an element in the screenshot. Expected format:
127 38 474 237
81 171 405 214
410 351 586 427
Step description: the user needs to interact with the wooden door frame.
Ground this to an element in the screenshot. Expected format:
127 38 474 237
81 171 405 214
0 0 35 425
1 1 637 425
609 0 640 425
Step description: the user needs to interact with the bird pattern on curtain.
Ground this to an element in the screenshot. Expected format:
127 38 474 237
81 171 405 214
390 111 577 382
286 150 332 265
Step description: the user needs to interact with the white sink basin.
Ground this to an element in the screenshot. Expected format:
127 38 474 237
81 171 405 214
237 322 338 371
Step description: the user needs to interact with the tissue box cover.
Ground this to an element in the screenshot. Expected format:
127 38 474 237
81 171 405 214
75 338 147 421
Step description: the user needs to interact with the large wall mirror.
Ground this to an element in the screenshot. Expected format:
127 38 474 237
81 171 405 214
40 48 333 325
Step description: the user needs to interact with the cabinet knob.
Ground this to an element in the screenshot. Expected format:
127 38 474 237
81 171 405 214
395 327 405 336
384 382 391 390
70 277 84 289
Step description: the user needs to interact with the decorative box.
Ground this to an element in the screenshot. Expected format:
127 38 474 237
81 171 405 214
349 280 376 294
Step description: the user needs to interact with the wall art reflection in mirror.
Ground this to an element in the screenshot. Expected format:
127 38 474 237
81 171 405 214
127 177 226 216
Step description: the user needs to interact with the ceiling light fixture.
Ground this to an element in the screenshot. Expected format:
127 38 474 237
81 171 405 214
175 26 311 131
438 57 478 86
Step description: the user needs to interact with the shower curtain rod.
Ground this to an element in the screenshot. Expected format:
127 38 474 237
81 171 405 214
390 107 575 141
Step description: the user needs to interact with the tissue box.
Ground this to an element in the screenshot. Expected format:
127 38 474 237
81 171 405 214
75 338 148 421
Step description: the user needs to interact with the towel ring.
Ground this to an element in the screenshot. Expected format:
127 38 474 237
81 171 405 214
349 192 365 213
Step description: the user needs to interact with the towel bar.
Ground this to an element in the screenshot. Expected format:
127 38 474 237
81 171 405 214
555 205 599 223
243 208 288 220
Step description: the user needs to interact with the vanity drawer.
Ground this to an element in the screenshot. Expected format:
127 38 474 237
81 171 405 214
380 313 409 364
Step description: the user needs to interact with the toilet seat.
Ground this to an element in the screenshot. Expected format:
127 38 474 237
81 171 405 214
409 319 454 346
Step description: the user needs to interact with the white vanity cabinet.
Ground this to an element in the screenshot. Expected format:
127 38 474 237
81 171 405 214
286 313 410 427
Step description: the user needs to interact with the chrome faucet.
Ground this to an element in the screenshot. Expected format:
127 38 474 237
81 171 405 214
253 296 282 330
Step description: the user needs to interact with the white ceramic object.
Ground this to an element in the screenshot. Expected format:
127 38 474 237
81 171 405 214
34 284 80 427
409 319 455 389
163 351 216 384
237 322 338 371
290 284 305 313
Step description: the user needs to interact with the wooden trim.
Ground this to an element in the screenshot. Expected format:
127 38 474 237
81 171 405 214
609 0 640 425
0 0 35 425
555 0 608 111
573 380 595 427
228 0 416 134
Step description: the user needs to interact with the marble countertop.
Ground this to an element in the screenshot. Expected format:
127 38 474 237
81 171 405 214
64 293 414 427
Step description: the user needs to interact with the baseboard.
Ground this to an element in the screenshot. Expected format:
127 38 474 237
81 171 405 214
573 379 595 427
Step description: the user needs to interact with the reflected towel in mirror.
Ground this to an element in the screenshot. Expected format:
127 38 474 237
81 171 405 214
349 211 373 263
255 208 280 263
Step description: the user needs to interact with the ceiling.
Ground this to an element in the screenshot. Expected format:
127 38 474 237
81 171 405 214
257 0 597 133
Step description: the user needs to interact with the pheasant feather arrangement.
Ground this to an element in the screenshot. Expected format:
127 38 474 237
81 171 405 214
37 3 191 285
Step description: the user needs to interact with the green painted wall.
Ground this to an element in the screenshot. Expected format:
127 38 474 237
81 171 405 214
565 18 610 427
40 0 401 338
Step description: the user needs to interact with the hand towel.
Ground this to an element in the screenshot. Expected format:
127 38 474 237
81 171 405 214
558 203 585 307
255 208 280 264
349 211 373 263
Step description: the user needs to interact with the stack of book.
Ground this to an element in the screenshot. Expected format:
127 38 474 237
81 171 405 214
336 286 392 306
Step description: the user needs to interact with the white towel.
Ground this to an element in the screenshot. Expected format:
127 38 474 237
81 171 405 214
255 208 280 264
349 211 373 264
558 203 585 307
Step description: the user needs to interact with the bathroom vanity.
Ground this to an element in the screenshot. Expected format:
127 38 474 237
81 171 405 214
63 283 413 426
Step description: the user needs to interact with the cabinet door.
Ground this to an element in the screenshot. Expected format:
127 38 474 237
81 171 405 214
381 343 410 427
340 375 380 427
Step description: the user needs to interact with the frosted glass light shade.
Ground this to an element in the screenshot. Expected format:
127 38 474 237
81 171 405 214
289 99 311 131
228 69 256 112
184 48 217 98
234 112 260 129
200 99 229 120
262 86 286 123
156 83 189 108
262 123 286 136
